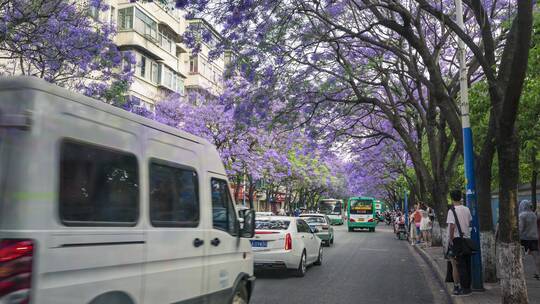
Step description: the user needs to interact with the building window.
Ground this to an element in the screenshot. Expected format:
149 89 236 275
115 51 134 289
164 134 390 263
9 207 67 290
110 6 116 24
189 56 198 74
159 64 184 94
151 62 159 83
134 52 160 84
159 29 175 54
118 7 133 29
149 161 199 227
140 56 146 78
163 67 173 89
134 8 157 40
59 140 139 226
175 76 184 94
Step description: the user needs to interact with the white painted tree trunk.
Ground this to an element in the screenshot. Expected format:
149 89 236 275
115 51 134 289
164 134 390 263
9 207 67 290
497 242 528 304
481 231 498 283
431 220 443 246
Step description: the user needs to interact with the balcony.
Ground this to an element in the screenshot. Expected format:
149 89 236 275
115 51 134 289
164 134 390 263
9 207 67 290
116 30 179 71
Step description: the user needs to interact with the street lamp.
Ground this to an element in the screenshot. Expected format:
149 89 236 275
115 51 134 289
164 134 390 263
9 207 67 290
455 0 484 291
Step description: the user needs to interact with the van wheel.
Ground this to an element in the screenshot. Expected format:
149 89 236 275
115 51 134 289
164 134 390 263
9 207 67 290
231 281 248 304
294 251 307 277
314 246 323 266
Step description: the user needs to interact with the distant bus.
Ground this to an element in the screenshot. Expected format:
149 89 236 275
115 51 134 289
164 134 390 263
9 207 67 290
347 197 377 232
374 200 383 214
318 199 345 225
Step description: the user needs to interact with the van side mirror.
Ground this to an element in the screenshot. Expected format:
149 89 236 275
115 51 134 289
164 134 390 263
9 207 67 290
238 209 255 238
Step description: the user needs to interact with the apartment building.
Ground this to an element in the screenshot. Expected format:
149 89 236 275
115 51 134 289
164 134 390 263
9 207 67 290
185 19 229 96
98 0 226 109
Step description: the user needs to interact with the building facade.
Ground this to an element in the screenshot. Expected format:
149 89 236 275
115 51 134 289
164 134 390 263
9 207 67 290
97 0 226 109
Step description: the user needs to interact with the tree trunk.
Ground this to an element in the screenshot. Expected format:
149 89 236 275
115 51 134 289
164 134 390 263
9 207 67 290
248 182 255 209
476 148 497 282
481 231 497 283
432 220 443 247
497 242 528 304
498 132 528 304
430 180 448 246
234 175 242 203
531 148 538 212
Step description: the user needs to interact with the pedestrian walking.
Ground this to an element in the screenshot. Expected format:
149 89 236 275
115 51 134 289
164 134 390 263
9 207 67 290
412 204 422 244
419 204 432 247
446 190 473 296
519 200 540 280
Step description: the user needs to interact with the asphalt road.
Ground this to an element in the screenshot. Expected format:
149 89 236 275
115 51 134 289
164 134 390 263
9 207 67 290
250 224 451 304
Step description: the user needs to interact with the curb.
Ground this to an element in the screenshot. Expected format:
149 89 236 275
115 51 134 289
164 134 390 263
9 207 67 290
412 245 461 304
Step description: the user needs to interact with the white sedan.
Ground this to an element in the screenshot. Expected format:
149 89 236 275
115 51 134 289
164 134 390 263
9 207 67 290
250 216 323 277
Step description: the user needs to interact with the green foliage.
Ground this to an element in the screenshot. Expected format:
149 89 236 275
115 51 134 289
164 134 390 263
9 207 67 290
466 12 540 187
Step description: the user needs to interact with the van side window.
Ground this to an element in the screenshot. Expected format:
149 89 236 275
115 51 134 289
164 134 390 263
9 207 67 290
211 178 237 235
149 161 199 227
59 141 139 226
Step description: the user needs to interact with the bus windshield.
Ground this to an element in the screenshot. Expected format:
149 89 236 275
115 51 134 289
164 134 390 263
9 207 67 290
349 199 373 215
319 200 342 215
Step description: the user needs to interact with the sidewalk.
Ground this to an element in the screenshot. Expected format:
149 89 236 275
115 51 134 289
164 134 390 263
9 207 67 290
413 245 540 304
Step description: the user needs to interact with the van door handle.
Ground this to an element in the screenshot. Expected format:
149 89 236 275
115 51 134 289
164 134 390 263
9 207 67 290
211 238 221 246
193 238 204 248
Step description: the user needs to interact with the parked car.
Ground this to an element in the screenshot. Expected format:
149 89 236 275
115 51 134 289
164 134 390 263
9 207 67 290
0 77 256 304
299 214 335 246
250 216 322 277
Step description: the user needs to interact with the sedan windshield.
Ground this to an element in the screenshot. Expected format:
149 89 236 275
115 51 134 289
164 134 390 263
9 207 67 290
303 217 326 224
256 220 290 230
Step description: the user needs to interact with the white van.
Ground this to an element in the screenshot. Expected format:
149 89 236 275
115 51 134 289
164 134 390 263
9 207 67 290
0 77 256 304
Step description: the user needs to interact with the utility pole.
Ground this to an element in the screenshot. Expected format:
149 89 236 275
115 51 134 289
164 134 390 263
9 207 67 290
456 0 484 290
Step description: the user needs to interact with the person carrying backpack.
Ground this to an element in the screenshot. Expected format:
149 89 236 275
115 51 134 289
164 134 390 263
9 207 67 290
446 190 473 296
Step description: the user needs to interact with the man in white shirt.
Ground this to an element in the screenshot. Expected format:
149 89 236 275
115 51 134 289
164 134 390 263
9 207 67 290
446 190 473 296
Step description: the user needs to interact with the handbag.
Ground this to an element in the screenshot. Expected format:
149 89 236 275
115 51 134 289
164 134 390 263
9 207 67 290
450 207 479 256
445 261 454 283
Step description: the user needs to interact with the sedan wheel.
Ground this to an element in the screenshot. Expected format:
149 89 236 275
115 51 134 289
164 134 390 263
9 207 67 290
294 252 307 277
314 246 323 265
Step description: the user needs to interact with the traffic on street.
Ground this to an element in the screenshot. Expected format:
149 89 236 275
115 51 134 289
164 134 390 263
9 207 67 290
251 224 449 304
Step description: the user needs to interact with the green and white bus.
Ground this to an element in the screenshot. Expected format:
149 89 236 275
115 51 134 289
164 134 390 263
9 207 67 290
374 200 383 214
318 199 345 225
347 197 377 232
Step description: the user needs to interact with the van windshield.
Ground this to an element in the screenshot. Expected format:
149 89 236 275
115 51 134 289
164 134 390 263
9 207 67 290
255 219 290 230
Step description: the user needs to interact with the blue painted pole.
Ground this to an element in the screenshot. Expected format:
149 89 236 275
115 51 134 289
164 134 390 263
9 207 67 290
464 128 484 290
456 0 484 291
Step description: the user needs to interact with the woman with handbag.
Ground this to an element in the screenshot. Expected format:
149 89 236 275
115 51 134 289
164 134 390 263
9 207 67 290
446 190 473 296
